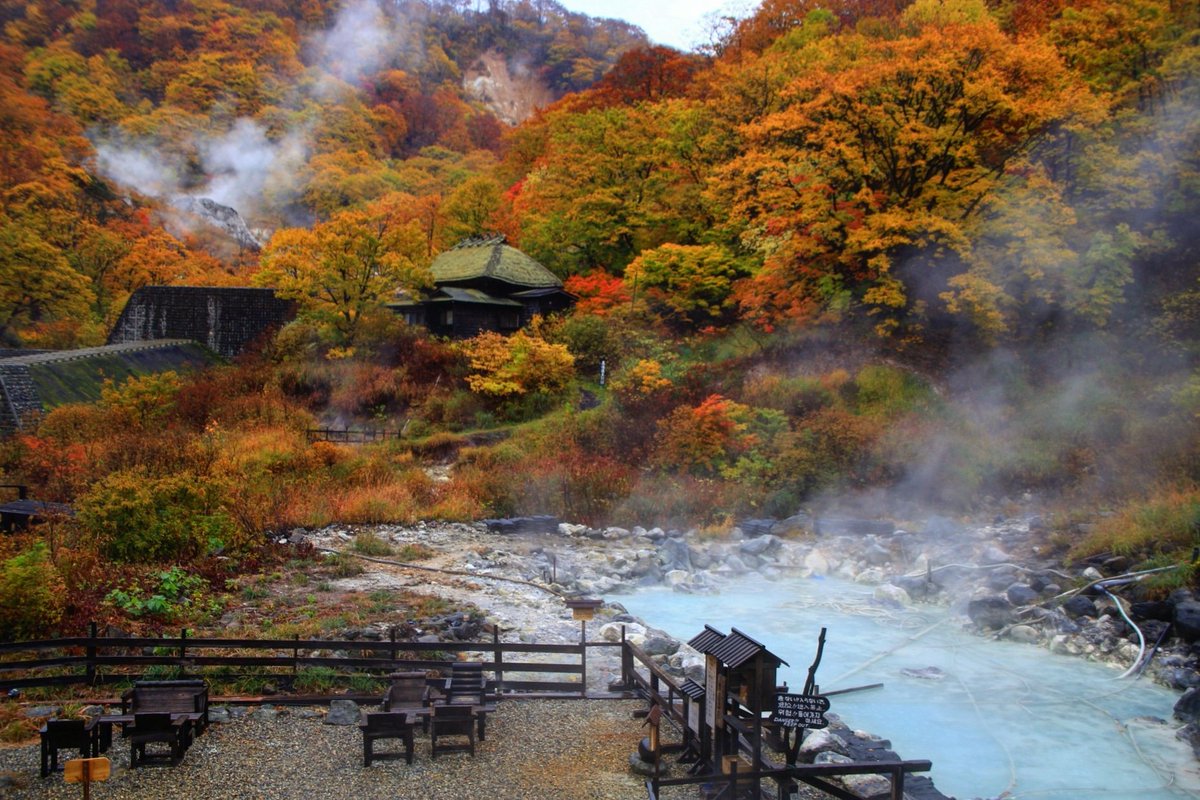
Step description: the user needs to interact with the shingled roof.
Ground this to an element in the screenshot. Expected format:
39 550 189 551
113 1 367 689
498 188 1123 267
431 235 562 289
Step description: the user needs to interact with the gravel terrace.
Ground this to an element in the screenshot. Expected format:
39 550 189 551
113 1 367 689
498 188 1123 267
0 700 653 800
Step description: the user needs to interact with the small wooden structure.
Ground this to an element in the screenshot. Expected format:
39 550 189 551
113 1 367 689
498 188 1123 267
688 626 789 797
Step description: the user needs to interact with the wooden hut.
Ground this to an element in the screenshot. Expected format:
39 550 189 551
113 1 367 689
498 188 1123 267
388 235 574 337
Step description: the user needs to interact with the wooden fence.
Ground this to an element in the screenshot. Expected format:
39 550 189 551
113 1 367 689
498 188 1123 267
0 623 624 699
305 428 405 444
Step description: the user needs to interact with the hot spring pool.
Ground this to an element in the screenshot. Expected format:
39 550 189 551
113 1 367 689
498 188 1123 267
614 576 1200 800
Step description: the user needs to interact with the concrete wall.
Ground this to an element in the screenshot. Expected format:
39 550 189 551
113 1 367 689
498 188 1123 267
108 286 294 359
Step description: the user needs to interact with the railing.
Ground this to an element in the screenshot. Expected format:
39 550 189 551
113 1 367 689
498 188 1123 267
0 624 623 699
621 639 932 800
305 428 405 444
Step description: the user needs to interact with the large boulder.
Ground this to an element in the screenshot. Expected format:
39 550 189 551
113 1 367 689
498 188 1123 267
1174 600 1200 642
967 596 1015 630
1005 583 1039 606
659 537 693 571
1174 687 1200 725
1063 595 1099 618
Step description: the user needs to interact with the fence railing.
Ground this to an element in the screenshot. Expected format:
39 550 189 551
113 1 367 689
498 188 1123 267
305 428 405 444
0 623 623 698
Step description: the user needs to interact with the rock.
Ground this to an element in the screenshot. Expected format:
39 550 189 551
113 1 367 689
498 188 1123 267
23 705 60 718
1174 600 1200 642
1177 724 1200 759
863 543 893 566
663 569 690 587
900 666 946 680
840 773 894 799
775 514 814 536
324 699 360 725
628 752 665 776
804 550 831 576
892 574 934 600
799 728 850 761
1063 595 1099 618
1007 625 1041 644
1082 566 1104 582
981 545 1011 565
208 706 232 724
659 537 693 571
1102 555 1131 574
1131 600 1173 622
641 634 680 657
854 568 886 585
1005 583 1039 606
255 705 282 720
967 596 1015 630
739 534 782 557
1174 687 1200 725
873 583 911 607
738 519 777 538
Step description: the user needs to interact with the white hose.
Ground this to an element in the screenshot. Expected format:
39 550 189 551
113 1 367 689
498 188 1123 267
1099 586 1147 680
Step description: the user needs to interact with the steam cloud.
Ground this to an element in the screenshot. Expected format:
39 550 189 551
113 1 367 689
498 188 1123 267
90 0 428 234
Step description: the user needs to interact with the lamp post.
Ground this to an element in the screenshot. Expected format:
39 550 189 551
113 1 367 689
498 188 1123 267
565 597 603 696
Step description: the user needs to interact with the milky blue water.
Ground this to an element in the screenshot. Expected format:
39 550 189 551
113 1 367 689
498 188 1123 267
615 576 1200 800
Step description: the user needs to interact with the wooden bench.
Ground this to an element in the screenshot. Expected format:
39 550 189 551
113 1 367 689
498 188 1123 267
127 712 189 768
359 711 415 766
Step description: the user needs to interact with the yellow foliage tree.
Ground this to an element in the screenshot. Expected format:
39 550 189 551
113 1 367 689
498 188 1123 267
460 329 575 399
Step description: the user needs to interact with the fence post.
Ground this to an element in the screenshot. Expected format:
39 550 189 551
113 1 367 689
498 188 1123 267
86 621 97 686
389 627 397 670
579 621 587 698
621 625 633 689
493 627 504 696
179 627 187 672
293 635 300 681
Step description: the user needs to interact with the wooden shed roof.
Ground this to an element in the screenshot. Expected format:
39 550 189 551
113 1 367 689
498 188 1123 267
432 236 562 289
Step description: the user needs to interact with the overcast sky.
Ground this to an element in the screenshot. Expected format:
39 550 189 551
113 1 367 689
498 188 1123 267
557 0 750 52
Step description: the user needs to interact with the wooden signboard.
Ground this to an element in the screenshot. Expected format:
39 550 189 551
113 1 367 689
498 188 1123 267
64 758 110 783
64 757 110 800
774 693 830 729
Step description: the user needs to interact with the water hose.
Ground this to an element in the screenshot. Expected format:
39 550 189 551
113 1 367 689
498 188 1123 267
1098 584 1146 680
317 547 563 596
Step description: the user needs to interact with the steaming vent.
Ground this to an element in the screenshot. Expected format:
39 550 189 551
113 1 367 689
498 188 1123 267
169 195 262 252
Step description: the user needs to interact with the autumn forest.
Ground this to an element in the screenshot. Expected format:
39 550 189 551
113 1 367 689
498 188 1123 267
0 0 1198 642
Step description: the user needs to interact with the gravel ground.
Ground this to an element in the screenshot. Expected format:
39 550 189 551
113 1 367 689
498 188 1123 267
0 700 656 800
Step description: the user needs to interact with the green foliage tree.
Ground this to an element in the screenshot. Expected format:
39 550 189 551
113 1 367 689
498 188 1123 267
0 542 66 640
76 469 239 563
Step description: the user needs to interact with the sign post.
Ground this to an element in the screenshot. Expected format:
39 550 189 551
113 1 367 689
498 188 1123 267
773 693 831 730
64 757 110 800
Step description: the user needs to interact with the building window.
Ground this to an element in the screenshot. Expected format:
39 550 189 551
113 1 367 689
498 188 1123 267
441 310 454 326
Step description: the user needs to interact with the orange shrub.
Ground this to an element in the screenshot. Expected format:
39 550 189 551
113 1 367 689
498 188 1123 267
654 395 755 476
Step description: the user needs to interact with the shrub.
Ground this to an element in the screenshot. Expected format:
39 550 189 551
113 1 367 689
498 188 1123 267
76 470 240 562
459 329 575 401
0 543 66 640
352 532 395 557
654 395 755 476
852 365 935 418
1071 487 1200 565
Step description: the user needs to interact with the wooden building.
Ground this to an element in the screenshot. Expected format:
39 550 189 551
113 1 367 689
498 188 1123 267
389 236 575 337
